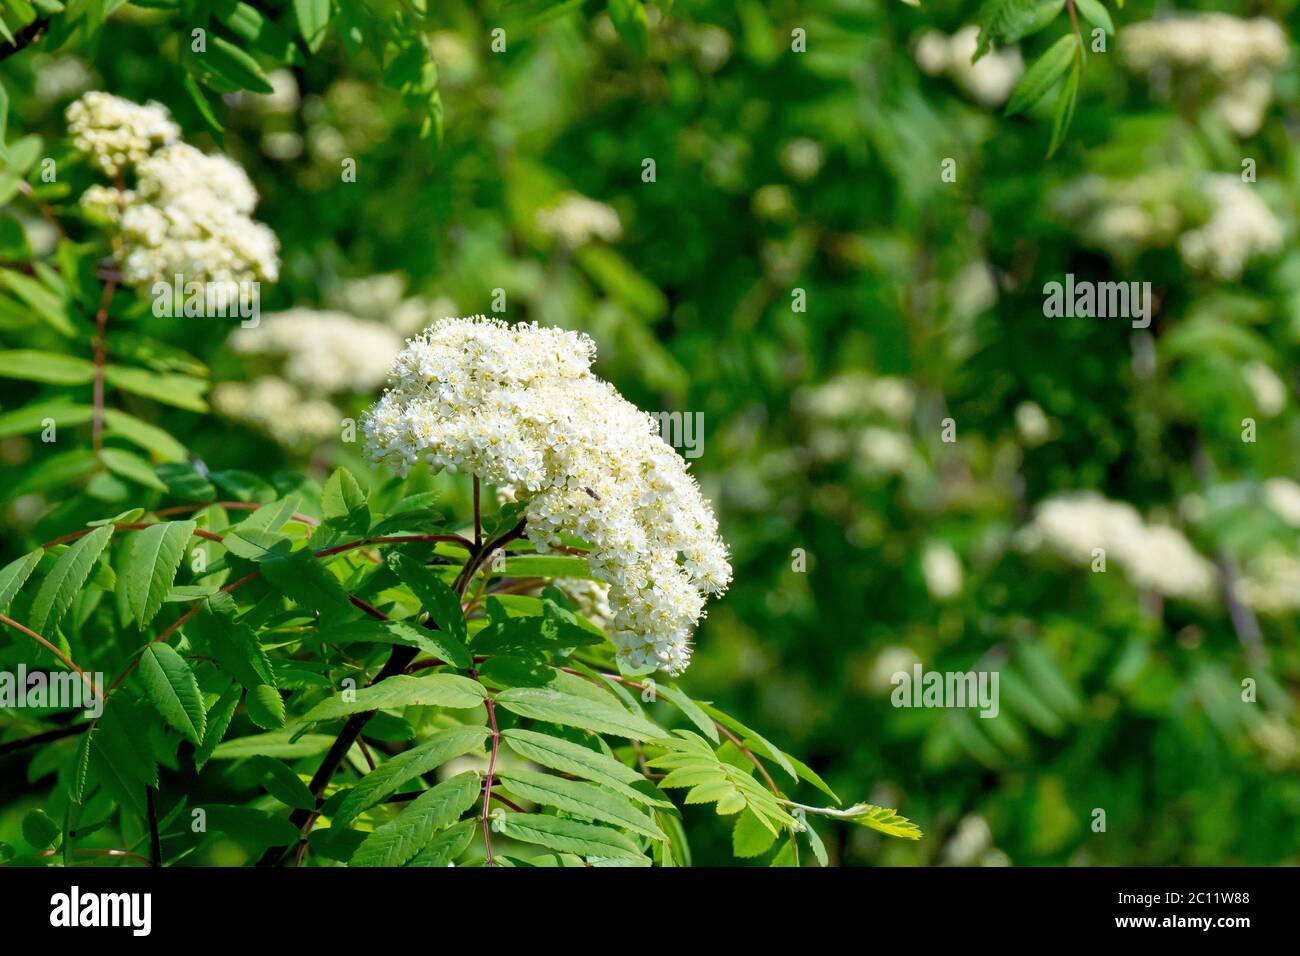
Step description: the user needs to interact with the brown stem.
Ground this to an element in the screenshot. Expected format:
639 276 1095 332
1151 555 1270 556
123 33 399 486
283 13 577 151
479 675 501 865
473 476 482 551
0 613 100 700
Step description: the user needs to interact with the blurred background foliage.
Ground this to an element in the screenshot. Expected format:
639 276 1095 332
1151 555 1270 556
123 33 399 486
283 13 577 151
3 0 1300 865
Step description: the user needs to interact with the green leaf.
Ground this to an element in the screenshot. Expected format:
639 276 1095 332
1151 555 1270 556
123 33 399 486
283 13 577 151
696 702 798 781
497 768 664 839
190 611 277 690
0 548 42 613
245 684 286 729
496 811 646 861
1074 0 1113 35
3 450 98 501
213 0 306 64
125 520 195 628
293 0 330 52
406 817 477 866
211 729 336 760
103 366 209 412
606 0 648 57
351 771 480 867
182 71 224 140
202 804 300 846
0 271 76 335
0 349 94 384
103 409 188 463
975 0 1065 59
90 697 156 817
0 400 93 439
201 35 276 93
300 673 486 723
137 643 207 744
70 726 94 803
156 462 216 502
254 757 316 811
22 809 59 850
100 447 169 492
1046 58 1080 158
310 618 471 670
322 466 369 535
1005 33 1078 117
495 686 663 741
733 808 778 858
655 683 719 744
260 548 356 620
501 728 669 808
195 683 242 770
387 552 467 644
803 818 829 866
334 725 489 824
30 525 113 635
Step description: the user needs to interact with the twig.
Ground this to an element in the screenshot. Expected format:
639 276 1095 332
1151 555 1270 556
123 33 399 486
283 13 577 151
478 671 500 865
145 787 161 867
0 17 48 63
0 722 90 756
0 613 100 701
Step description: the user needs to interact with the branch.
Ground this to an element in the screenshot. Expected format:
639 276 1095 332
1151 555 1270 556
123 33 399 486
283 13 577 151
0 721 90 756
145 786 161 867
0 613 101 701
0 17 48 63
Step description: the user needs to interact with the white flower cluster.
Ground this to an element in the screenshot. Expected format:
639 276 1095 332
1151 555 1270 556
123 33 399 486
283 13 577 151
1177 176 1283 281
922 543 963 601
1053 172 1283 277
1122 15 1288 76
1235 546 1300 614
1023 492 1217 602
1051 173 1183 261
67 93 279 287
66 91 179 177
362 316 732 675
1121 15 1289 137
535 194 622 248
210 377 341 447
1243 360 1288 417
915 25 1024 108
229 309 403 395
1263 478 1300 527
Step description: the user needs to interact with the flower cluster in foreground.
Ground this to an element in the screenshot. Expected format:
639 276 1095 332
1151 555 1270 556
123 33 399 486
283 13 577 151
68 92 279 287
362 316 732 674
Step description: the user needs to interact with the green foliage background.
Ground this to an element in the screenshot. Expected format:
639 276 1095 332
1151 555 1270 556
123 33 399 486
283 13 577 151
2 0 1300 865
